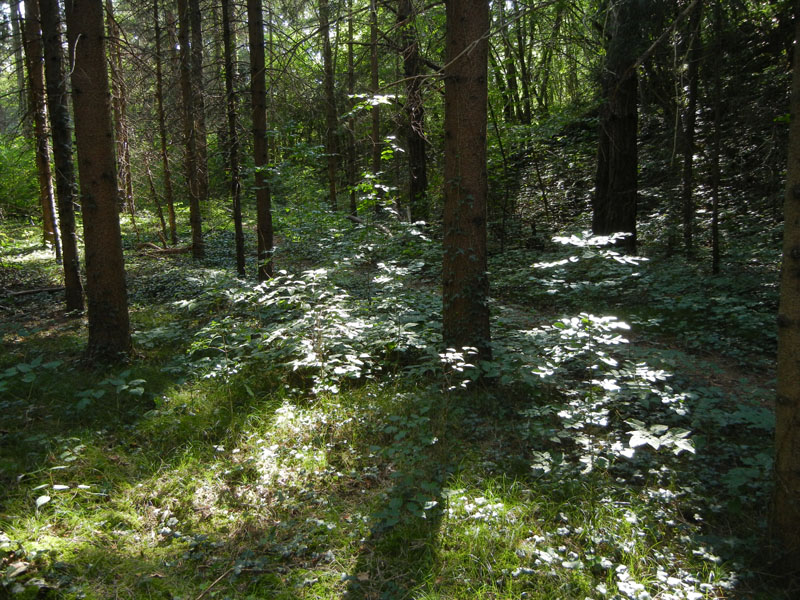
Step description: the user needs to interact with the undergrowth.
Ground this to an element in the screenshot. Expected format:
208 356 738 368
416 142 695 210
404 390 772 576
0 204 787 599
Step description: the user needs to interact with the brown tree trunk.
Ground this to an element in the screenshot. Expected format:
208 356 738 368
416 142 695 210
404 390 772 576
189 0 209 207
153 0 177 245
11 0 27 126
22 0 60 258
442 0 491 361
105 0 134 217
398 0 427 221
222 0 245 276
681 0 702 255
370 0 381 190
347 0 357 215
248 0 273 280
771 3 800 572
710 0 722 274
65 0 130 358
39 0 84 312
320 0 338 210
177 0 204 258
592 0 640 254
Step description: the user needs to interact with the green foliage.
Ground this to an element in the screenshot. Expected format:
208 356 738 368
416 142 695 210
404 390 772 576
0 136 38 218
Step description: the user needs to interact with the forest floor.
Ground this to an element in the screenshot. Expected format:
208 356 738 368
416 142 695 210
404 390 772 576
0 203 791 600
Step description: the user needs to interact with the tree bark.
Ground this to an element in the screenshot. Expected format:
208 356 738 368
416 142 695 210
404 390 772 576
65 0 130 358
177 0 204 258
771 3 800 573
592 0 640 254
442 0 491 361
222 0 245 276
710 0 722 274
347 0 357 215
320 0 338 210
39 0 84 312
105 0 134 217
153 0 177 245
189 0 209 206
248 0 274 280
398 0 428 221
22 0 60 258
681 0 702 255
11 0 27 127
370 0 381 190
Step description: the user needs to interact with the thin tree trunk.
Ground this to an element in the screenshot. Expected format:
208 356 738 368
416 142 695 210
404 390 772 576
222 0 245 276
442 0 491 361
398 0 427 221
681 0 702 255
710 0 721 274
65 0 130 358
177 0 204 258
105 0 134 217
153 0 177 245
512 0 531 124
189 0 209 207
320 0 338 210
347 0 357 215
39 0 84 311
22 0 60 258
370 0 381 190
771 3 800 572
248 0 273 280
11 0 27 127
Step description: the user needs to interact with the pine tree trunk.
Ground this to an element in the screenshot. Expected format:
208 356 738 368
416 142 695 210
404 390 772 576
153 0 177 245
771 4 800 572
39 0 84 312
105 0 134 217
189 0 209 207
370 0 381 190
347 0 357 215
248 0 273 280
681 0 702 255
710 0 722 274
592 0 639 254
177 0 204 258
398 0 427 222
442 0 491 361
65 0 130 359
222 0 245 276
11 0 27 126
22 0 60 258
320 0 338 210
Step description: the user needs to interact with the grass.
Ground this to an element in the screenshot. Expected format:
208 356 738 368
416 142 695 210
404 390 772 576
0 208 792 599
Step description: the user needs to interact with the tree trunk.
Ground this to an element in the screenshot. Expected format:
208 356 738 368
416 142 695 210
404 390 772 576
347 0 357 215
222 0 245 276
511 0 531 124
370 0 381 190
681 0 702 255
442 0 491 361
320 0 338 210
177 0 204 258
248 0 274 280
22 0 60 258
189 0 209 207
65 0 130 358
153 0 177 245
39 0 84 312
592 0 640 254
11 0 27 127
710 0 721 274
771 3 800 573
398 0 427 221
105 0 134 217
